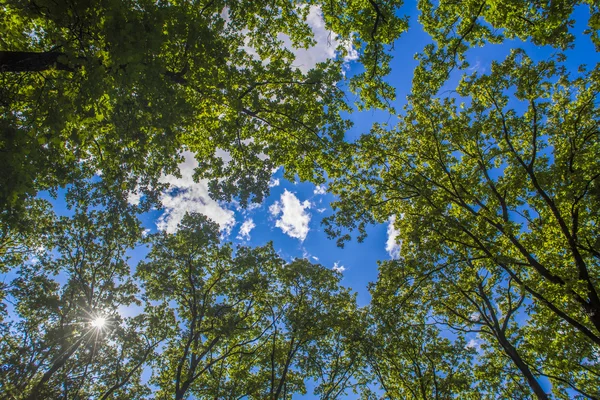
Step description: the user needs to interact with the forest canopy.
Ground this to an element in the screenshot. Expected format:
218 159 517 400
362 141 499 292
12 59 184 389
1 0 599 399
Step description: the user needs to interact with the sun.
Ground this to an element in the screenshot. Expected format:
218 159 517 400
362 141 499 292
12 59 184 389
91 317 106 328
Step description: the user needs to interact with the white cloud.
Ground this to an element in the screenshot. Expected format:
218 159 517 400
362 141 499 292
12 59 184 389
247 203 261 211
313 184 327 195
269 190 311 241
237 219 256 241
269 177 280 188
466 337 484 353
284 6 336 73
157 152 235 235
126 179 143 205
317 207 326 213
215 148 232 165
386 215 401 259
312 256 319 261
342 34 359 62
468 58 487 74
127 190 142 206
242 6 358 74
289 7 359 73
332 262 346 273
269 202 282 216
234 200 261 213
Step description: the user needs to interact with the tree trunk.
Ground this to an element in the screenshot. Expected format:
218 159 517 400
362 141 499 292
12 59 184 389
0 51 75 72
25 335 85 400
498 336 549 400
175 381 192 400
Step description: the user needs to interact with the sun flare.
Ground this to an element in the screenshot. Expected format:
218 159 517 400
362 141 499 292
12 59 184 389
91 317 106 328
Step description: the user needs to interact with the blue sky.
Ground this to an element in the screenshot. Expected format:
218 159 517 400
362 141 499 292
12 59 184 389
130 153 392 307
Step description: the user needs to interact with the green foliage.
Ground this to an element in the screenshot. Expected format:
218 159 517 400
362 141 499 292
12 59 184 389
365 259 479 399
2 0 600 399
413 0 598 95
327 47 600 398
0 201 150 399
137 213 360 399
0 0 406 216
0 206 361 399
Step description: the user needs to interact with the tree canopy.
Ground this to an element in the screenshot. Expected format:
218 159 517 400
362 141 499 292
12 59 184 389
324 4 600 397
0 0 405 217
2 0 600 399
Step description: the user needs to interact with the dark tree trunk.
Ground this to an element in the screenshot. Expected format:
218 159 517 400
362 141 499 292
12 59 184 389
25 335 85 400
0 51 75 72
498 335 549 400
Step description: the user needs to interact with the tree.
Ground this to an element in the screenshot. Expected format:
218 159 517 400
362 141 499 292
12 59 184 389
236 258 360 399
0 204 158 399
398 257 551 398
326 49 600 397
138 213 360 399
0 0 406 218
0 198 56 321
413 0 599 95
4 1 600 398
138 213 277 400
364 260 478 399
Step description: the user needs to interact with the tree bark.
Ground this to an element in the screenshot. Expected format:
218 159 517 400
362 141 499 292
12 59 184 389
0 51 75 72
498 335 549 400
25 334 85 400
